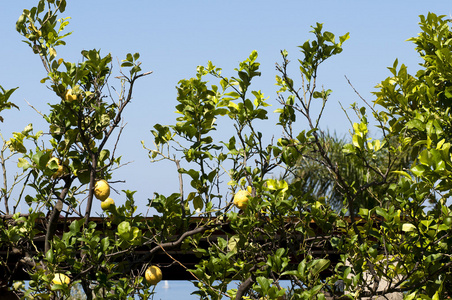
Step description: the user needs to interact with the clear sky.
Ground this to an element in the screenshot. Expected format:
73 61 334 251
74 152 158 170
1 1 452 298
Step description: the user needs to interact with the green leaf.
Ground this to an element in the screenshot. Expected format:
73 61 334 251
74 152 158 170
317 294 327 300
227 235 240 253
297 260 307 280
330 237 341 248
352 134 362 149
99 149 110 162
193 196 203 212
100 237 110 252
339 32 350 44
411 164 427 177
313 91 323 99
17 158 30 169
76 169 90 184
69 219 83 234
311 259 330 277
131 227 141 242
256 276 271 293
402 223 417 232
392 170 413 181
432 291 440 300
265 179 288 192
45 249 54 263
359 208 369 218
375 207 389 220
406 119 425 131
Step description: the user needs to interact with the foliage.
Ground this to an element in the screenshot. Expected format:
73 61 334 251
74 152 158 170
1 1 452 299
291 132 412 212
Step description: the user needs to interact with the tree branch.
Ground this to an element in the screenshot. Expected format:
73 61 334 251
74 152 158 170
45 176 74 253
235 275 254 300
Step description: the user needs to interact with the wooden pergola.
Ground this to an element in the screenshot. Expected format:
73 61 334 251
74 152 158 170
0 216 342 282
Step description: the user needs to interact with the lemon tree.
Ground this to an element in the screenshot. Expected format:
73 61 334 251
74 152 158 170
1 1 156 299
1 1 452 299
146 14 452 299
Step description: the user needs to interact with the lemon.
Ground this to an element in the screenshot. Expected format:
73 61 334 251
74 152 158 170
145 265 162 285
52 273 70 285
64 89 78 102
233 189 251 210
101 197 115 210
94 179 110 201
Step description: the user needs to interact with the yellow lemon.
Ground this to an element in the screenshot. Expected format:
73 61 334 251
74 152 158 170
233 189 251 210
64 89 78 102
52 273 70 285
145 265 162 285
94 179 110 201
101 197 115 210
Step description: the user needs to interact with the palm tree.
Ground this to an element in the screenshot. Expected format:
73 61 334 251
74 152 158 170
290 131 411 212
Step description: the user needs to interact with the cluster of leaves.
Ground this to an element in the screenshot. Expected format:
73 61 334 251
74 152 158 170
1 0 452 299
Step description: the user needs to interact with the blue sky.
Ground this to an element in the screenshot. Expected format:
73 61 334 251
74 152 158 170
1 1 452 298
